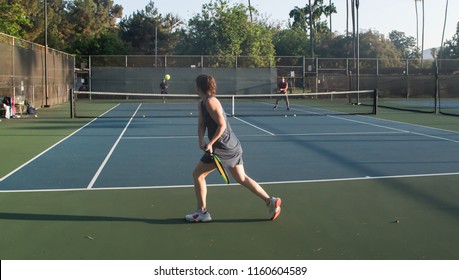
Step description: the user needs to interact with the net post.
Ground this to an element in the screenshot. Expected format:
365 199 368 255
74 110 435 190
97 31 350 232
434 59 439 114
373 89 378 115
69 88 75 118
231 95 235 116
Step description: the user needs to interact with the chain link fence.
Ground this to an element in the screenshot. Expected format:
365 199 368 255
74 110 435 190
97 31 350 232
2 34 456 116
0 32 74 109
76 55 458 115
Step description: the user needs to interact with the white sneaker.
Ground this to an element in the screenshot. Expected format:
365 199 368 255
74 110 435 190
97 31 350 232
185 210 212 222
267 197 282 220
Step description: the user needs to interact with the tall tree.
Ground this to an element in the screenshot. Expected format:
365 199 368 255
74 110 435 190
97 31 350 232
18 1 72 49
328 0 332 32
71 31 129 55
346 0 349 35
0 0 31 37
289 0 337 56
67 0 122 41
359 30 402 67
439 0 449 59
119 1 173 55
438 22 459 59
180 0 275 64
421 0 425 66
414 0 420 55
273 28 309 56
389 30 419 59
19 0 122 51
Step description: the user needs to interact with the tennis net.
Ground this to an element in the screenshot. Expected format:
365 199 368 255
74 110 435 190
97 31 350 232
71 90 377 118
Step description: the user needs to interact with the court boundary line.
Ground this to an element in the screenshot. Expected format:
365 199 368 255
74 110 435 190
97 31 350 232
86 103 142 189
2 101 458 191
121 131 407 141
232 116 275 135
0 118 101 183
0 102 123 183
330 115 459 144
1 171 458 193
259 101 459 144
357 114 459 142
123 135 197 140
282 102 459 143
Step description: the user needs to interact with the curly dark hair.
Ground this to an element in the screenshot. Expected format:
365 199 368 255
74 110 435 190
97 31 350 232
196 74 217 96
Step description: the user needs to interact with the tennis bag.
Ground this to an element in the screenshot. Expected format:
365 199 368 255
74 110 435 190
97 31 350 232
25 100 36 115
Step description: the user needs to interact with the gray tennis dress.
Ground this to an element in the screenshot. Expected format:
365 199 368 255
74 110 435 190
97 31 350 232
200 96 243 168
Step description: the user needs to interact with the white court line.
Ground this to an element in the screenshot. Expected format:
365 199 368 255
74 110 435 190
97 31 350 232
86 103 142 189
272 131 406 137
330 115 459 144
0 103 123 183
99 103 121 118
0 118 100 182
232 116 276 135
122 131 406 141
259 99 459 144
2 171 459 193
123 135 197 140
259 101 321 115
2 100 457 191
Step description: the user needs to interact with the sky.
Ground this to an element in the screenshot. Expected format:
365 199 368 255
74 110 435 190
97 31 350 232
115 0 459 50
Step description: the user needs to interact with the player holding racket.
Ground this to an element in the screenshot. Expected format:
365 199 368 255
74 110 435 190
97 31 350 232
186 74 281 222
159 78 168 103
273 77 290 110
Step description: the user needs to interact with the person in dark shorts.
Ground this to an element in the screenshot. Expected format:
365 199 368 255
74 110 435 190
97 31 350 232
185 74 282 222
273 77 290 110
159 78 168 103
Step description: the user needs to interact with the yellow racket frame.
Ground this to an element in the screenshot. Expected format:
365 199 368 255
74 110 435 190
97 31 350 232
212 154 230 184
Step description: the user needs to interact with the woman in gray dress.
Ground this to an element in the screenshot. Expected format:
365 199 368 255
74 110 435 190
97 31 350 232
186 74 282 222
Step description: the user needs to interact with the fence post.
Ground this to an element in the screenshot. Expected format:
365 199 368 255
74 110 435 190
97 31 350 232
69 88 74 118
302 56 306 92
89 55 92 94
315 57 319 92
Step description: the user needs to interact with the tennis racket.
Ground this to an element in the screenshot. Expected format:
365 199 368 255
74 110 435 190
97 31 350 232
211 153 230 184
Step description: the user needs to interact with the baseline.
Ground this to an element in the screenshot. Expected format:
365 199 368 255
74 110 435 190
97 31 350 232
1 172 458 193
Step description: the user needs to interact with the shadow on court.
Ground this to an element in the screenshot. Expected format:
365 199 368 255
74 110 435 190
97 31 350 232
0 212 267 225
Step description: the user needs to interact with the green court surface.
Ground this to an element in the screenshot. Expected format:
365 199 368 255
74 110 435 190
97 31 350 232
1 103 459 260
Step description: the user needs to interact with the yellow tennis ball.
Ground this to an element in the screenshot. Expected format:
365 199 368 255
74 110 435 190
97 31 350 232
165 74 171 80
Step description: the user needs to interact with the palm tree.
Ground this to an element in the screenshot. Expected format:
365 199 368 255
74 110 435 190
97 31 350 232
414 0 420 57
421 0 425 67
346 0 349 35
355 0 360 91
440 0 449 58
329 0 332 32
351 0 356 67
309 0 314 58
247 0 253 23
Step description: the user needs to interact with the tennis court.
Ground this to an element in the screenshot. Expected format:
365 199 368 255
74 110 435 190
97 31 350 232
1 96 459 259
